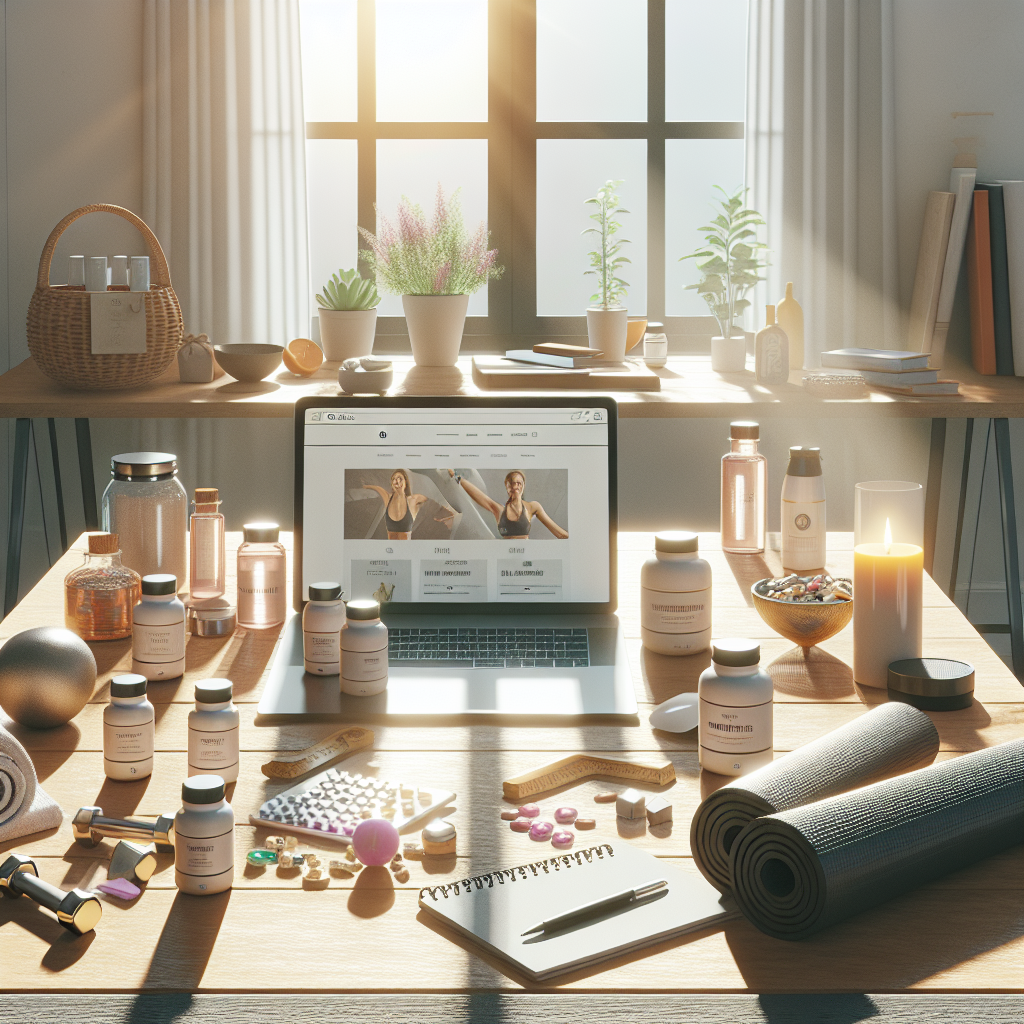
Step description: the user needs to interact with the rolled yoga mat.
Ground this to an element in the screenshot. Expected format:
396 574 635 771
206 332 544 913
0 723 62 842
730 739 1024 940
690 702 940 891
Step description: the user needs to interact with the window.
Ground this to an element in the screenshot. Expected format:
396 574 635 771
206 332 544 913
302 0 746 349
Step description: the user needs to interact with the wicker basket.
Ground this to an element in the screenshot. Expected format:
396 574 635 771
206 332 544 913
27 204 183 389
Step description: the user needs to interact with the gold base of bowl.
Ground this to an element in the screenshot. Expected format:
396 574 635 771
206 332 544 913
751 578 853 647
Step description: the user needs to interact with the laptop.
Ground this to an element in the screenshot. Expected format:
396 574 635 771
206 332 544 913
256 395 636 718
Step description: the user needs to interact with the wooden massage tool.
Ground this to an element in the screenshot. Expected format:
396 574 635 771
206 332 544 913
261 726 375 779
502 754 676 801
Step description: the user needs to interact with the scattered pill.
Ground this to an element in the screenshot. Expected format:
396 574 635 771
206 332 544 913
551 828 575 849
509 817 532 833
96 877 141 900
500 810 519 821
528 821 554 842
594 792 617 803
574 817 597 829
518 804 540 818
554 806 578 824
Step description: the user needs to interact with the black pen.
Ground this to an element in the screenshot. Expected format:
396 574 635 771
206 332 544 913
521 878 668 936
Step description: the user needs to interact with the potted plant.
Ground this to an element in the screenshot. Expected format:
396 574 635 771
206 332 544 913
584 179 631 359
315 269 380 361
359 185 503 366
681 186 769 372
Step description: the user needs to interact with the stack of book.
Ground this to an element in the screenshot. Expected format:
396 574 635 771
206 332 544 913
503 343 610 368
820 348 960 396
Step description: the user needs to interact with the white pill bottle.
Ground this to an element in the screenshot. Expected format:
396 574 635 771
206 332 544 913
698 639 773 777
174 775 234 895
341 599 388 696
640 531 712 655
132 573 186 680
187 679 239 782
103 673 154 781
303 582 345 675
780 446 826 573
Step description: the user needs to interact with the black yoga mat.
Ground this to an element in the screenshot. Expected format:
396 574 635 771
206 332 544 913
690 703 940 891
730 739 1024 940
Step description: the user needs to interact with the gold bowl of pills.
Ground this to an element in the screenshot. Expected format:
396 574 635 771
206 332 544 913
751 574 853 648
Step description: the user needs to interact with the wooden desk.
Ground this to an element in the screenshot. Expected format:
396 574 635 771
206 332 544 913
1 531 1021 1022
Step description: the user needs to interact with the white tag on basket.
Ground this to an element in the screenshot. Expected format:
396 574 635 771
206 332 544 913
90 292 147 354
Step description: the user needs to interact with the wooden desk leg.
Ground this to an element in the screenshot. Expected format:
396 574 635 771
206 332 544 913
75 418 98 531
47 418 68 553
4 418 31 617
993 418 1024 680
924 418 946 577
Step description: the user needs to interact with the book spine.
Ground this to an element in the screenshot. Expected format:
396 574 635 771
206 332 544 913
978 184 1015 375
931 167 977 368
908 191 956 356
967 189 997 375
998 181 1024 376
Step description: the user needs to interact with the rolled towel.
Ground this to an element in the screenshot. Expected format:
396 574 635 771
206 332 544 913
690 702 940 891
0 723 62 842
730 739 1024 940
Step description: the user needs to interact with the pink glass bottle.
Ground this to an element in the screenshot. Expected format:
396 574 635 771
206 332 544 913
190 487 225 602
236 522 287 629
721 421 766 554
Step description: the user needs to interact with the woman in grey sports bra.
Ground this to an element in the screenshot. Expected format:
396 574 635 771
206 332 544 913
364 469 455 540
446 469 569 539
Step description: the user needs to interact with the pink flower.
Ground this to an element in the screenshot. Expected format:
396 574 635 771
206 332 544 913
433 262 451 293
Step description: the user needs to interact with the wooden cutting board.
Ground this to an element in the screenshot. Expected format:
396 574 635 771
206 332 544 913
471 356 661 391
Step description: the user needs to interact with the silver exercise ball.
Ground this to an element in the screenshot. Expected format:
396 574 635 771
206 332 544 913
0 627 97 729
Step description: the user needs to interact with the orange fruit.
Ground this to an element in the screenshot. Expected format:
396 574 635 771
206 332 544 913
283 337 324 376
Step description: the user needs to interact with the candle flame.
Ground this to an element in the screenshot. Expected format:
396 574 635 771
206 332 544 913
884 517 892 554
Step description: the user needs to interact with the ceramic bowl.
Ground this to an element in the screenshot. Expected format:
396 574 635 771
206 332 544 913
750 578 853 648
213 344 283 383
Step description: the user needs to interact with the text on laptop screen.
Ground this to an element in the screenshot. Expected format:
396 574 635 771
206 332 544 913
301 406 610 605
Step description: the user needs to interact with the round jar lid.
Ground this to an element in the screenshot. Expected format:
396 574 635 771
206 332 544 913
712 638 760 667
645 321 665 331
182 775 226 804
309 582 342 602
887 658 974 697
111 452 178 478
195 678 233 704
730 421 759 440
88 532 119 554
142 574 177 595
655 531 698 553
110 673 148 697
346 599 380 620
189 600 237 637
243 522 280 543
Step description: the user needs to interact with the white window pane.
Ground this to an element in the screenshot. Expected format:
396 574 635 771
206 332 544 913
536 140 646 316
665 138 746 316
376 1 488 122
375 139 490 315
537 0 647 122
307 139 359 319
300 0 358 122
666 0 747 122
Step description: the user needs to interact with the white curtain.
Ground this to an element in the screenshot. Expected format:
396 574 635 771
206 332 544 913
745 0 900 365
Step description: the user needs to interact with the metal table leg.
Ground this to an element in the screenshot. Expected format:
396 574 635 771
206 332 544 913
4 419 31 617
949 419 974 599
75 418 98 531
47 418 68 553
993 418 1024 679
924 418 947 577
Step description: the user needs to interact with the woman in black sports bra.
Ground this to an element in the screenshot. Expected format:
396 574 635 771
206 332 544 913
446 469 569 539
364 469 455 540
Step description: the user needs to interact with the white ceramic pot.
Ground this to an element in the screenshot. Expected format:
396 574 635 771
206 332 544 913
586 307 628 360
711 334 746 373
402 294 470 366
317 308 378 362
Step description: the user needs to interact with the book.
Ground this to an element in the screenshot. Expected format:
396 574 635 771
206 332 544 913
967 188 998 375
418 842 736 981
976 183 1015 375
871 380 961 396
505 349 599 368
858 367 940 386
907 190 956 356
472 357 661 392
997 180 1024 375
533 342 602 358
820 348 931 372
931 166 976 368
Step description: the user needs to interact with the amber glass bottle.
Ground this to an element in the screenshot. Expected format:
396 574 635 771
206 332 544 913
64 533 142 641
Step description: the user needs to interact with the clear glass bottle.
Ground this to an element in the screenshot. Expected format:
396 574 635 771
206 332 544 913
721 421 766 554
64 532 142 641
236 522 287 629
190 487 225 602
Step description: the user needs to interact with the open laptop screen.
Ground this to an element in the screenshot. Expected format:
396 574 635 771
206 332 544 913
295 397 616 614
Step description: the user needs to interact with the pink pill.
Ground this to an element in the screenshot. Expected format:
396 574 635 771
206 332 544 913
518 804 540 818
510 817 532 832
351 817 400 866
551 829 575 849
528 820 554 841
554 806 578 824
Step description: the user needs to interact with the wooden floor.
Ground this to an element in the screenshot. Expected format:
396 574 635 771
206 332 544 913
0 531 1021 999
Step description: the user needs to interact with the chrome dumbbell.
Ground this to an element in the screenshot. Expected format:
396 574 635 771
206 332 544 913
0 854 102 935
107 840 159 884
72 806 175 851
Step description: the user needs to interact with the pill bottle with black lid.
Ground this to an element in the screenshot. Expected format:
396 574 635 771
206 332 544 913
187 679 239 782
103 673 154 781
174 775 234 895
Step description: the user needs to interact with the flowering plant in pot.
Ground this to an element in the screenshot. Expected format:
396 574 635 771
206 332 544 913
680 186 769 372
359 185 503 366
583 179 631 359
315 269 380 362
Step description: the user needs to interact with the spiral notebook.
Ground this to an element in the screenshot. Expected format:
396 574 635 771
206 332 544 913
418 843 737 981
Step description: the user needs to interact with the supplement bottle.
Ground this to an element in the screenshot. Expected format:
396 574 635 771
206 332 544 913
174 775 234 895
698 639 773 777
132 574 186 680
721 422 766 554
187 679 239 782
781 446 826 572
303 582 345 675
103 673 154 781
341 599 388 696
236 522 287 629
640 532 712 655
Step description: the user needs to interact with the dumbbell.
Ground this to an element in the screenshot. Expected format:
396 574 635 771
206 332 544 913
72 805 175 851
108 840 159 884
0 854 102 935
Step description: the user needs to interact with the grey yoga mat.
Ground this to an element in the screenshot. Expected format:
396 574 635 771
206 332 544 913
730 739 1024 940
690 703 940 891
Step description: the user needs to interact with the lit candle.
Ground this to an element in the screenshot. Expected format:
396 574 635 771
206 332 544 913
853 517 923 688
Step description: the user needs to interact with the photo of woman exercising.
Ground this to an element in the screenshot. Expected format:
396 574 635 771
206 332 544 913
447 469 569 539
363 469 455 540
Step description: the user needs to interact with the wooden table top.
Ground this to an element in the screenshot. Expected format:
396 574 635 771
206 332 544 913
0 531 1021 995
2 353 1023 420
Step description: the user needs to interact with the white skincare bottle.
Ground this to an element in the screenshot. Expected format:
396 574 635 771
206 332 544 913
174 775 234 895
780 446 826 572
698 639 773 777
236 522 287 629
303 582 345 675
187 679 239 782
640 532 712 655
103 673 154 781
341 599 388 696
132 574 186 680
85 256 108 292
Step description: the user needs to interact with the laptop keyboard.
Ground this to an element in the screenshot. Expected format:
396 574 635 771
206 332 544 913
388 627 591 668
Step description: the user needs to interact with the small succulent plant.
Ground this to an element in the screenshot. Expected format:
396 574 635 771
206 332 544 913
316 269 380 311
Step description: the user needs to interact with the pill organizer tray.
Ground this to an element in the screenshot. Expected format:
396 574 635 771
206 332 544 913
250 766 456 846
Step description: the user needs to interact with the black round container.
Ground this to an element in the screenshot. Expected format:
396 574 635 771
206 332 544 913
887 657 974 711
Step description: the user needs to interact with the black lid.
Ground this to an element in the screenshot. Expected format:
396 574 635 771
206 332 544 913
243 522 280 543
887 658 974 697
110 673 147 698
309 582 343 602
182 775 226 804
655 531 698 553
346 598 380 620
786 446 822 477
712 638 761 667
111 452 177 478
194 678 233 704
730 421 759 440
141 574 177 595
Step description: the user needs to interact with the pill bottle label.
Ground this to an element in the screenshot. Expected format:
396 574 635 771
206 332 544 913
641 586 712 635
699 698 773 754
781 500 826 568
177 828 234 877
342 646 388 682
188 727 239 770
103 719 154 762
305 630 340 664
133 620 185 662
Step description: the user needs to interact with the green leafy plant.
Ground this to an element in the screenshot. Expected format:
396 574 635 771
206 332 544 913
584 179 631 309
316 269 380 311
680 186 769 338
